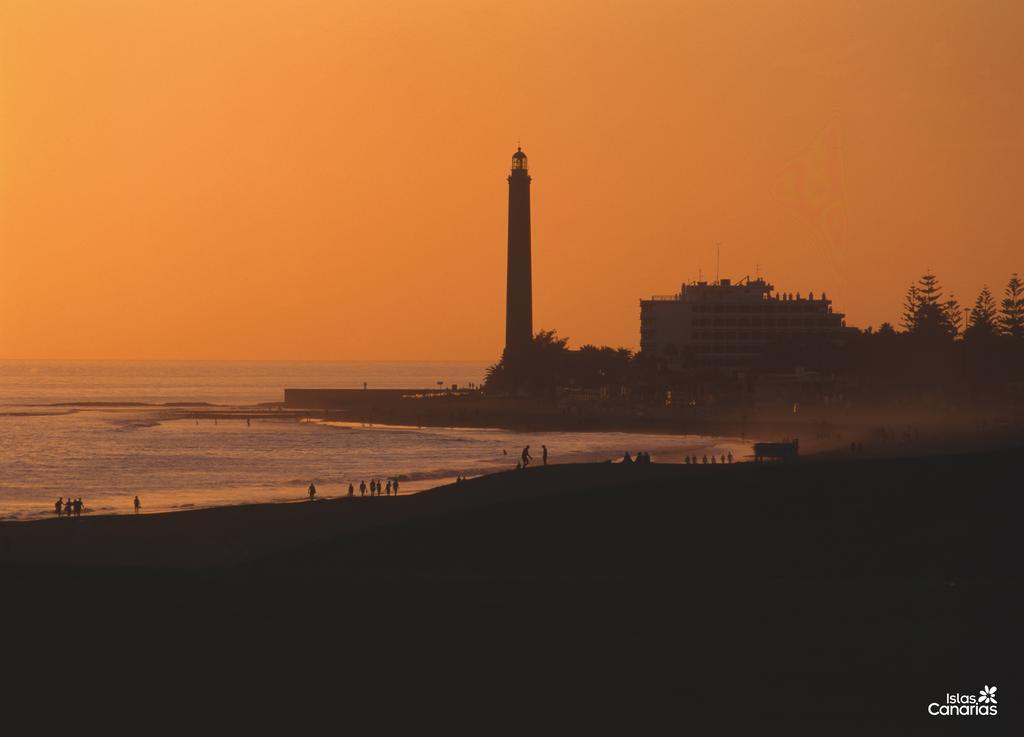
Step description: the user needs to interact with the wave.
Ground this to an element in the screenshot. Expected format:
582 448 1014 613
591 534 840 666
397 465 505 482
50 401 155 407
284 463 505 486
107 419 162 431
0 409 79 418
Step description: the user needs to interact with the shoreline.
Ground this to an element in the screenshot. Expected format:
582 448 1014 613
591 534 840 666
3 439 1021 728
13 392 1023 445
1 429 755 523
3 403 761 522
3 421 1022 556
5 402 1022 523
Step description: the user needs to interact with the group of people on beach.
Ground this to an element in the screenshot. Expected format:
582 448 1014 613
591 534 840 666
357 479 399 497
684 452 733 465
307 478 401 501
54 495 142 516
54 497 84 517
619 450 735 465
515 444 548 469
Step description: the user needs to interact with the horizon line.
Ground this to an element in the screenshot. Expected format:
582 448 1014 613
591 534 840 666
0 357 498 364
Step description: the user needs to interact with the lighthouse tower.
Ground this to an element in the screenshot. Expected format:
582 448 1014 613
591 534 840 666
505 147 533 359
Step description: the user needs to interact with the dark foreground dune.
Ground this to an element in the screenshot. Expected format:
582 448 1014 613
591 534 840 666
2 452 1021 730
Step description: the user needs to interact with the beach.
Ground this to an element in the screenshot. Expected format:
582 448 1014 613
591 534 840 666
2 438 1022 726
3 357 1021 724
0 359 756 520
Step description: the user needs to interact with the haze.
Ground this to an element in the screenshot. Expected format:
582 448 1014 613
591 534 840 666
2 0 1022 360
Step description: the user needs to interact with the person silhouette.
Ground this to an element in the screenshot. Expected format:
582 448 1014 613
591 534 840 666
711 455 717 464
727 451 733 464
393 479 400 495
360 480 366 497
348 483 354 497
521 445 532 468
702 454 708 464
542 445 548 466
55 498 63 517
308 483 317 501
133 496 140 514
386 480 392 496
73 498 82 517
622 451 633 464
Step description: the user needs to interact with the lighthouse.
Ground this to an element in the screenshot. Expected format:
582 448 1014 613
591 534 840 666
505 147 533 359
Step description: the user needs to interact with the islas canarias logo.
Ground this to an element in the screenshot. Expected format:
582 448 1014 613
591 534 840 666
928 685 998 716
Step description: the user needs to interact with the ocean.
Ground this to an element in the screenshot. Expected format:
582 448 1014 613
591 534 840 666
0 360 749 520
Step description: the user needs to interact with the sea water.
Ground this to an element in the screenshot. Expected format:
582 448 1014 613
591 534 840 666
0 360 749 520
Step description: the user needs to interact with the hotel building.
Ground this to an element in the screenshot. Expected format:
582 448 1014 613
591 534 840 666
640 277 846 369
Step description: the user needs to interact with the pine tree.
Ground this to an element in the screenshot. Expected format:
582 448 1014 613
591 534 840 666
903 273 956 339
943 294 963 338
901 285 920 332
966 287 1000 339
1001 273 1024 338
917 273 943 307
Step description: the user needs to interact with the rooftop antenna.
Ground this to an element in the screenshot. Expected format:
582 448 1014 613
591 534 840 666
756 263 760 279
716 243 721 283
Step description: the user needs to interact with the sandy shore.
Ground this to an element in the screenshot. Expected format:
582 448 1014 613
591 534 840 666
2 437 1021 726
2 419 1022 567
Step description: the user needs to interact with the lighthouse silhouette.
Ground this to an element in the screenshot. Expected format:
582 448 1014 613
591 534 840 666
505 146 533 360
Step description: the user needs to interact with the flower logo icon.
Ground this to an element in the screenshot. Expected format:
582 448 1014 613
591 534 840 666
979 685 998 704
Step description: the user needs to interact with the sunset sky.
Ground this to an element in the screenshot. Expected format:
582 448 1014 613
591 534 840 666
2 0 1022 360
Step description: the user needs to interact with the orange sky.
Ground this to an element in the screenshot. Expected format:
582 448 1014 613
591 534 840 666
2 0 1022 360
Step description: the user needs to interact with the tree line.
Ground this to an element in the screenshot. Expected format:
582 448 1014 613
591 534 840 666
896 272 1023 341
484 272 1024 399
